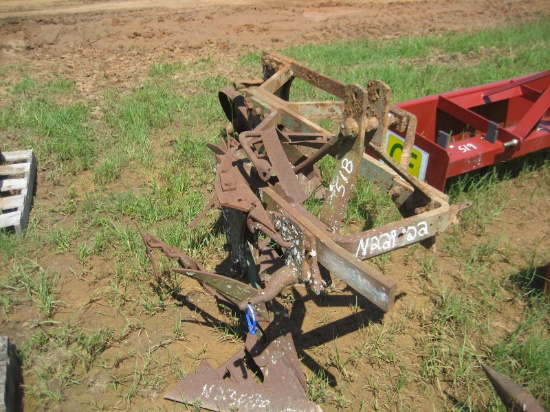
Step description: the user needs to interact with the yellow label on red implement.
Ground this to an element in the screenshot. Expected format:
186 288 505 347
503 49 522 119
385 131 429 180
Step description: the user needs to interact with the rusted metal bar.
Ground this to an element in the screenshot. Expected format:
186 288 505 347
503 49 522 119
262 51 346 99
320 82 387 232
262 187 397 311
482 364 546 412
260 127 308 203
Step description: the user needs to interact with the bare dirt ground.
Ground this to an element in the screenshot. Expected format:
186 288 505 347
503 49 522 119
1 0 547 96
1 1 549 411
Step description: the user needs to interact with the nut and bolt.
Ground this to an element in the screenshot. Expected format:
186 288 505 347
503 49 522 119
340 118 359 138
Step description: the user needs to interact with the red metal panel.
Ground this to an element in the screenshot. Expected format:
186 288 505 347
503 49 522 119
513 86 550 138
393 70 550 188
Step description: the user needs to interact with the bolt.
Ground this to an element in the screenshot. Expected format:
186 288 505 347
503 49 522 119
503 139 519 147
340 118 359 138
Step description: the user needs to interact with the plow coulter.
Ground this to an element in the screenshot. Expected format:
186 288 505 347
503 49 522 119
138 52 546 411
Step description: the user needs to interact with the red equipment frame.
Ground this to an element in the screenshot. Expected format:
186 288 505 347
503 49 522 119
387 70 550 190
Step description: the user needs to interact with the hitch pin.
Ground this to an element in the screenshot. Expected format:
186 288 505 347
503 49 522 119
503 139 519 147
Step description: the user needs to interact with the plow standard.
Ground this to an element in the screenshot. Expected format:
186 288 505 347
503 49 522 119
139 53 548 411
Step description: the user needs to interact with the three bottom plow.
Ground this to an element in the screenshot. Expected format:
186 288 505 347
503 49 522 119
138 53 542 411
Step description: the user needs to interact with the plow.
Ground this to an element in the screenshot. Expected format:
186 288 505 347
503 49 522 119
139 53 549 411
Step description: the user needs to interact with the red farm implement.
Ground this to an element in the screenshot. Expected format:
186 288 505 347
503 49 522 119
386 70 550 190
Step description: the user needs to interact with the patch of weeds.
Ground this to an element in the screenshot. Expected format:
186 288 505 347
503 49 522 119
139 291 166 316
447 168 509 234
49 227 72 253
511 266 549 298
512 148 550 179
419 253 438 282
213 305 246 343
0 290 15 317
104 261 130 309
56 198 78 216
334 392 352 410
371 253 391 272
420 326 452 383
358 322 397 365
77 242 92 263
135 275 168 316
0 78 96 176
25 363 64 403
11 76 37 95
308 369 332 404
449 327 483 394
90 182 206 227
110 222 143 256
285 18 550 101
303 195 324 218
92 229 109 255
329 343 357 382
344 177 399 232
11 260 63 319
185 344 207 366
433 288 475 329
76 327 115 372
164 353 187 382
103 82 188 142
395 364 409 395
98 80 192 178
490 294 550 409
459 238 501 280
93 154 126 185
148 60 185 78
20 324 116 404
117 317 145 341
44 77 75 94
172 317 186 341
0 229 23 260
170 131 215 174
214 317 247 343
420 286 480 387
189 398 203 412
115 343 169 403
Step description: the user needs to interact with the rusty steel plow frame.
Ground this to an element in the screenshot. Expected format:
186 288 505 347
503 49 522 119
141 52 468 411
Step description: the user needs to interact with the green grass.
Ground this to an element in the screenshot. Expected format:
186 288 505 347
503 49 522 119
491 293 550 406
6 260 63 319
0 18 548 411
283 18 550 102
0 77 95 178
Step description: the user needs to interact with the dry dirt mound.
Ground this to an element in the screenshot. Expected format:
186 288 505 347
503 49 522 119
1 0 545 104
1 0 546 71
